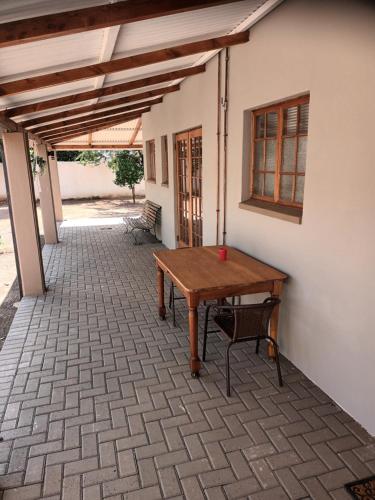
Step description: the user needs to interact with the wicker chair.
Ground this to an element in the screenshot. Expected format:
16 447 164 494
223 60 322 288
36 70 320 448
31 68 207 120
202 297 283 396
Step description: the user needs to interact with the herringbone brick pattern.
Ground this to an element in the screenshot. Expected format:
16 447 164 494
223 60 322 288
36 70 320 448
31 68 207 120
0 220 373 499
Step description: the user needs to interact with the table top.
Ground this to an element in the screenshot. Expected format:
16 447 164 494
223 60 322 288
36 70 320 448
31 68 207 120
154 245 287 294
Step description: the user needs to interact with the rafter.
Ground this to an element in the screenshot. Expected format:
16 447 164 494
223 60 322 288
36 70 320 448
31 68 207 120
0 31 249 97
20 86 175 128
30 98 162 134
50 116 143 144
0 0 248 48
6 66 204 118
128 119 142 146
41 108 150 141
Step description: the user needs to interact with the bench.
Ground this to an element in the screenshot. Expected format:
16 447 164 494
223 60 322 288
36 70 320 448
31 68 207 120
123 200 161 244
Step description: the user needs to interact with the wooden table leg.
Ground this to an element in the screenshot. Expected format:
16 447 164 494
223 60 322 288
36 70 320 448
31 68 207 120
188 295 201 377
268 280 283 358
157 265 166 320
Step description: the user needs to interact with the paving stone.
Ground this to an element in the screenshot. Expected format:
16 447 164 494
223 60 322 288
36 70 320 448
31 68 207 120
158 467 181 497
0 219 372 500
266 450 301 470
275 467 308 499
65 457 99 476
248 486 289 500
224 477 260 498
227 450 253 479
3 484 42 500
155 449 189 469
250 458 279 489
43 464 62 496
176 458 212 478
102 475 139 496
138 458 158 488
180 476 205 500
292 458 328 479
199 467 236 488
24 455 45 484
318 467 356 490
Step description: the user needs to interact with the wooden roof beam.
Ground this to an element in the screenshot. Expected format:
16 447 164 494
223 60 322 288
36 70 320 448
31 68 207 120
20 86 173 128
0 0 248 48
129 118 142 146
6 65 204 118
30 98 162 134
0 31 249 97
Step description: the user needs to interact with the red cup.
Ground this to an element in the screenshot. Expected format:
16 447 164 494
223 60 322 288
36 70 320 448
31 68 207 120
218 247 227 261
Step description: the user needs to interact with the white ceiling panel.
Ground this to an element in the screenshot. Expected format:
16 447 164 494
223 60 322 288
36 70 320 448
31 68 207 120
0 0 108 22
113 1 260 56
102 55 199 86
54 118 143 146
0 30 105 82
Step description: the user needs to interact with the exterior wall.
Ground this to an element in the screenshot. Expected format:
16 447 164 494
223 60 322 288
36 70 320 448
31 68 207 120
0 161 145 201
143 0 375 433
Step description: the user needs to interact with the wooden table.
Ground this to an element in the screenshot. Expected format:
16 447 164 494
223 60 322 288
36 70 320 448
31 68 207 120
153 245 287 377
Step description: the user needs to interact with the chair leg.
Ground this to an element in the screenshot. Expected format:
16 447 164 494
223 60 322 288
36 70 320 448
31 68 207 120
266 337 283 387
226 342 234 397
255 338 260 355
202 305 211 361
168 283 172 308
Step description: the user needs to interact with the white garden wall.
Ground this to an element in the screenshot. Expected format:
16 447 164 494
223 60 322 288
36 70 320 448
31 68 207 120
143 0 375 433
0 161 145 201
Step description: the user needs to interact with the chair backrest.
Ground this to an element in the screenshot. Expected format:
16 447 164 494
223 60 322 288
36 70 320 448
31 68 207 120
143 200 161 225
232 297 280 341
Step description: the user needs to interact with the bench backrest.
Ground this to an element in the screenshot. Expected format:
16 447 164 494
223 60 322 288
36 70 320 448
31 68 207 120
142 200 161 226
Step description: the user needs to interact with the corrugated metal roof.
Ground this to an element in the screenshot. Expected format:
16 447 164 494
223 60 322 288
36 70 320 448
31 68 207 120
0 0 108 22
54 118 143 148
0 0 280 146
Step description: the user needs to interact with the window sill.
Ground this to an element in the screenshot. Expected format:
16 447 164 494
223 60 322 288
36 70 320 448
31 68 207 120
161 182 169 188
146 179 156 184
239 199 302 224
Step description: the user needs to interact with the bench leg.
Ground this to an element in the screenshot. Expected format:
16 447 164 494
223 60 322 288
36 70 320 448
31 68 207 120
129 227 139 245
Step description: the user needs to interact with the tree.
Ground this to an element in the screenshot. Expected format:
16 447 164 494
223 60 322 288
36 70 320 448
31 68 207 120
77 150 106 166
109 150 144 203
56 150 80 161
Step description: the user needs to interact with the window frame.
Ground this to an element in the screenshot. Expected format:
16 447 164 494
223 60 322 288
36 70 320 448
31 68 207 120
146 139 156 182
161 135 169 186
250 95 309 209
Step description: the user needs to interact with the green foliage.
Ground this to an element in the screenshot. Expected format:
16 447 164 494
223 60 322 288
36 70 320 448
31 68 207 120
76 150 114 166
56 150 80 161
109 150 144 203
29 148 46 177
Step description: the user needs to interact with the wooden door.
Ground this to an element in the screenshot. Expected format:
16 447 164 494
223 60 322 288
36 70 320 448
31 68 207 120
176 128 202 247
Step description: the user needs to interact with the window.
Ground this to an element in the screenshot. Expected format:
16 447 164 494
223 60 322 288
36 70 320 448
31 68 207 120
161 135 169 185
250 95 309 211
146 139 156 182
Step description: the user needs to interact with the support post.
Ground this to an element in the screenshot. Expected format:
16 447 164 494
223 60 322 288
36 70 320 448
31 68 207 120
47 150 63 222
35 143 58 244
1 131 45 296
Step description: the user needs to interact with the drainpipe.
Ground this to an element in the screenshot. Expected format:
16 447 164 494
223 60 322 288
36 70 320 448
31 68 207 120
222 47 230 246
216 52 222 246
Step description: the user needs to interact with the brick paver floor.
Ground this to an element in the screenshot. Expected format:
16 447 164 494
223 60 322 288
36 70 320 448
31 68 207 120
0 219 374 499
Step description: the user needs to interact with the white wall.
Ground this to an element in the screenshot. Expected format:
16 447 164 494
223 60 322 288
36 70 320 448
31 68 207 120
0 161 145 201
143 0 375 434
